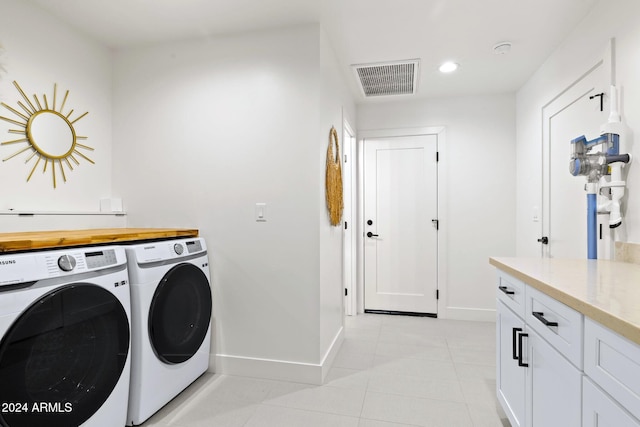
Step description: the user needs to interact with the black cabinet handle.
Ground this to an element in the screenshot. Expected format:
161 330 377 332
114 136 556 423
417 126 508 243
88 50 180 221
366 232 379 238
537 236 549 244
532 311 558 327
499 286 515 295
512 327 522 360
518 332 529 367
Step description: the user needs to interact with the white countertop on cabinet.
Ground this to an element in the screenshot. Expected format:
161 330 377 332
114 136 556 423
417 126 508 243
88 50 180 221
490 257 640 346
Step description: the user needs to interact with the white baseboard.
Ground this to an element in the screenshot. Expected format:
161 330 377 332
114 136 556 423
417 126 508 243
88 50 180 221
444 307 496 322
320 326 344 383
212 327 345 385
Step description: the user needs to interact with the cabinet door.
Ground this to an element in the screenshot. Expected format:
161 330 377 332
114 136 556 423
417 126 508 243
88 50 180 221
584 318 640 421
528 329 582 427
583 378 640 427
497 300 526 427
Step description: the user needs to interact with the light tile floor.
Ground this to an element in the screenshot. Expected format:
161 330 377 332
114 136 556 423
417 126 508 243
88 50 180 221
142 314 510 427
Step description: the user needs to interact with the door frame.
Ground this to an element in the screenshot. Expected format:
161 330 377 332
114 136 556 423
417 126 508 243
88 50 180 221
357 126 448 317
342 116 357 316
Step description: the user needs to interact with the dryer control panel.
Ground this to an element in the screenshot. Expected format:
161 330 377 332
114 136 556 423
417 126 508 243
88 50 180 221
133 238 207 264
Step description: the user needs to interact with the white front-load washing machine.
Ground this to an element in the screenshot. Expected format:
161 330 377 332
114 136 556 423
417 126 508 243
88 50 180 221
124 237 212 426
0 245 131 427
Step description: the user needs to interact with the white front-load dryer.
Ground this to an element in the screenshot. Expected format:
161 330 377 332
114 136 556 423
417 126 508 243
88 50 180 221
125 237 212 426
0 245 131 427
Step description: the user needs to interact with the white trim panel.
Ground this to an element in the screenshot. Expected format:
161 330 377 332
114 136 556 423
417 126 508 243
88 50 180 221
212 327 344 385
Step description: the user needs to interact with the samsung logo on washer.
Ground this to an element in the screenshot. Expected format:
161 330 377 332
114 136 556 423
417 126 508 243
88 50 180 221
0 259 16 265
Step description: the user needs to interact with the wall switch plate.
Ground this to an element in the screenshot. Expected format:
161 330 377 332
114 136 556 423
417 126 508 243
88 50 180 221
255 203 267 222
100 198 123 212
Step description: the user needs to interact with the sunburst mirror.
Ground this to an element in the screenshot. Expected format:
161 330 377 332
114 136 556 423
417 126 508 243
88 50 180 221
0 80 93 188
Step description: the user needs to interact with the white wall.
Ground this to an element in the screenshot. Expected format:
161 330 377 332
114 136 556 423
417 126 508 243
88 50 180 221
357 94 516 319
0 3 351 382
516 0 640 256
112 24 349 382
319 27 356 371
0 0 126 231
0 0 114 215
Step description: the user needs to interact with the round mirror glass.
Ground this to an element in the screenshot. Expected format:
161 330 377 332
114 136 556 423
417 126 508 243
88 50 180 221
28 111 75 158
1 81 93 188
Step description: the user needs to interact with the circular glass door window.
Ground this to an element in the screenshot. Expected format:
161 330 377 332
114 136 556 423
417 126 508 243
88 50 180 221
0 284 130 427
148 263 212 364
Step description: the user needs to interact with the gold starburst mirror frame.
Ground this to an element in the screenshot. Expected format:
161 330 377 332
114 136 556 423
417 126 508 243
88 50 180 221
0 81 93 188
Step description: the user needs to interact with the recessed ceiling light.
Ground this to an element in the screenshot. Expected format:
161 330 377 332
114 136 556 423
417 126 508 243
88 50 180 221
439 62 459 73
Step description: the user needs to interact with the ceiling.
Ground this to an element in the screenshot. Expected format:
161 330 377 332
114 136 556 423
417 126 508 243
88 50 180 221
27 0 599 102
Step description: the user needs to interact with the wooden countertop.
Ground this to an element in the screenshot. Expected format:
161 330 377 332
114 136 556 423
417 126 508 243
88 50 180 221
0 228 199 253
490 257 640 346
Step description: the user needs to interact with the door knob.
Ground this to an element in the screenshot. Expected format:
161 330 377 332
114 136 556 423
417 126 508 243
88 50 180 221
366 232 379 238
537 236 549 245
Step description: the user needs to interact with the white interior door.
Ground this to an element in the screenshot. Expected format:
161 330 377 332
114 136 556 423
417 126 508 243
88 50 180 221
542 61 609 258
363 134 438 315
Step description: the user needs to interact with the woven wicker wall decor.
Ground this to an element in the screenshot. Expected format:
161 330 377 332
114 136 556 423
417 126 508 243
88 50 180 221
325 126 344 226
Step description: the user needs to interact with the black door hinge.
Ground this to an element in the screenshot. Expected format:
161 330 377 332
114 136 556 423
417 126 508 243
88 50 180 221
431 219 439 230
436 289 439 300
436 152 439 162
345 288 348 296
344 221 348 230
590 92 605 111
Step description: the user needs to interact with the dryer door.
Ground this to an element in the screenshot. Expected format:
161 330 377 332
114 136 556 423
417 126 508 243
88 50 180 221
0 283 130 427
148 263 212 364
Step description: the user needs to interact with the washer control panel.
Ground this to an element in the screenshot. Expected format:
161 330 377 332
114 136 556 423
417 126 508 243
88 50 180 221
186 240 203 254
84 249 118 269
0 246 125 288
57 254 77 272
174 243 184 255
50 249 118 274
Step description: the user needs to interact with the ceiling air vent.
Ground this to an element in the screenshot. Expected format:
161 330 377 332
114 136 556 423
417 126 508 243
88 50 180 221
352 59 420 97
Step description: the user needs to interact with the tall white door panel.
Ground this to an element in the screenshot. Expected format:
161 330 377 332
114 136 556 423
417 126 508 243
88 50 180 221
542 61 608 258
363 135 438 315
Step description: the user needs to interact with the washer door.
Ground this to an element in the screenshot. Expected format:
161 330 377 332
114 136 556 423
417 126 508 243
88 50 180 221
0 284 130 427
148 263 212 364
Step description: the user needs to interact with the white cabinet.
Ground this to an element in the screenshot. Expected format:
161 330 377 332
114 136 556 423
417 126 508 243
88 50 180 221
583 318 640 425
526 285 583 369
497 300 526 427
583 377 640 427
497 272 526 316
527 328 582 427
496 272 582 427
495 268 640 427
493 260 640 427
